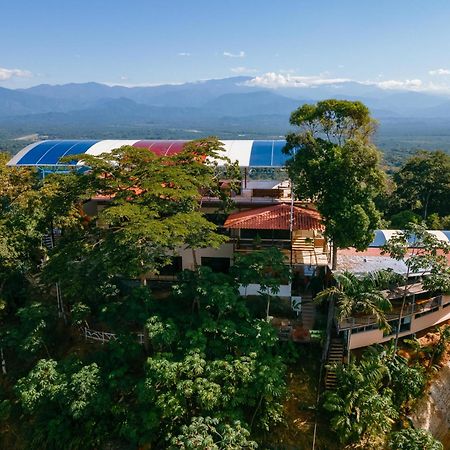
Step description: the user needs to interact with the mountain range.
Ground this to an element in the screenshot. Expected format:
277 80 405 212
2 76 450 158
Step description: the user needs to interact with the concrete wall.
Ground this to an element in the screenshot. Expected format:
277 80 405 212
239 283 292 298
177 243 235 271
349 302 450 349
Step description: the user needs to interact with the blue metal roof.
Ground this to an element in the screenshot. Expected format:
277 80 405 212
7 139 291 168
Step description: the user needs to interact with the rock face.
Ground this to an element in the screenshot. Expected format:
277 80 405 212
411 362 450 448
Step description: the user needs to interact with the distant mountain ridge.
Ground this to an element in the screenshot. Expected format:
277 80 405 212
2 77 450 155
1 76 449 119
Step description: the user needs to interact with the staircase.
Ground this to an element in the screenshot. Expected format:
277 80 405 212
291 236 328 266
41 229 62 250
300 297 315 330
325 338 344 390
42 234 54 250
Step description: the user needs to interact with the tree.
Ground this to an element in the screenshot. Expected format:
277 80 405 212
170 416 257 450
323 346 427 448
323 348 397 447
390 210 421 229
388 428 443 450
393 150 450 220
382 224 450 351
40 139 237 333
285 100 385 269
231 247 291 320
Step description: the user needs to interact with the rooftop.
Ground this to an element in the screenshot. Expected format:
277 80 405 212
224 204 324 231
7 139 292 169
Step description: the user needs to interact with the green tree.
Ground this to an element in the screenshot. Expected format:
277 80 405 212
393 150 450 219
285 100 385 269
315 271 393 359
323 349 397 448
170 416 257 449
388 428 443 450
390 210 421 229
231 247 291 320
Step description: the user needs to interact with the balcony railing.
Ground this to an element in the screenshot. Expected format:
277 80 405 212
234 238 292 251
337 295 444 331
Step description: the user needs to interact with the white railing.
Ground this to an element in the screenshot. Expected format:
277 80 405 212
82 327 144 345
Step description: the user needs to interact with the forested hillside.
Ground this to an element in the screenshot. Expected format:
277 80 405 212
0 106 449 449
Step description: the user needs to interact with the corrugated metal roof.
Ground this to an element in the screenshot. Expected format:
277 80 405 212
7 139 291 168
224 204 324 230
369 229 450 247
335 247 450 275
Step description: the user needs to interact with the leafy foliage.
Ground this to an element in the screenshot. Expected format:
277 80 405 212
315 270 393 331
0 139 289 448
388 427 443 450
285 100 385 268
323 346 427 448
392 150 450 219
170 416 257 449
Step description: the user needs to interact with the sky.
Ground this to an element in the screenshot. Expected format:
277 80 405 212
2 0 450 92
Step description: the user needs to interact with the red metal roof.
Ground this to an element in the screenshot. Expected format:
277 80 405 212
224 204 324 231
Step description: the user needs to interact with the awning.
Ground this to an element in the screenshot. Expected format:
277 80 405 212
224 204 324 231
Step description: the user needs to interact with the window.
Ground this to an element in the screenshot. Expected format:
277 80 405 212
201 257 230 273
159 257 183 277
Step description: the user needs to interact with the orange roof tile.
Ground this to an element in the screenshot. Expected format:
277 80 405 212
224 204 324 231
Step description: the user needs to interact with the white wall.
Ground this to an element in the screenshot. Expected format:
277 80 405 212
178 243 235 271
239 283 292 298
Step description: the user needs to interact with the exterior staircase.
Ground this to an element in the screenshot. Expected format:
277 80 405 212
325 338 344 390
300 296 315 329
41 229 61 250
291 235 328 266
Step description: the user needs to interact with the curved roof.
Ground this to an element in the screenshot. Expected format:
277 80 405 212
369 229 450 247
7 139 291 168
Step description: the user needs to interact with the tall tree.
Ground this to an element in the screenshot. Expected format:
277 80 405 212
393 150 450 220
284 100 385 269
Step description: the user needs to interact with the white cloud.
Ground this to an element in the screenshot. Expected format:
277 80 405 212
230 66 258 74
0 67 32 81
373 79 423 90
245 72 351 88
429 68 450 76
223 51 245 58
177 52 191 57
245 72 450 93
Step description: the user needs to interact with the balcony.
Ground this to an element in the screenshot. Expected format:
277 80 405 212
337 295 450 347
337 295 445 331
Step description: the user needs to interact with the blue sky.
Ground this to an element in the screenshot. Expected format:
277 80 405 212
2 0 450 92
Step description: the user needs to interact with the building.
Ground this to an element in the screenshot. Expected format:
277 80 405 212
7 140 449 348
334 230 450 350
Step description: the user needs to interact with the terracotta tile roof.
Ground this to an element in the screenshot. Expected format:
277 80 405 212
224 204 324 231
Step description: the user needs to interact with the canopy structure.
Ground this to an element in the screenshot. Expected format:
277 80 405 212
224 204 324 231
7 139 292 168
369 229 450 247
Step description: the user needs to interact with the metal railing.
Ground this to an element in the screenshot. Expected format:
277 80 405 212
337 295 443 331
83 327 144 345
